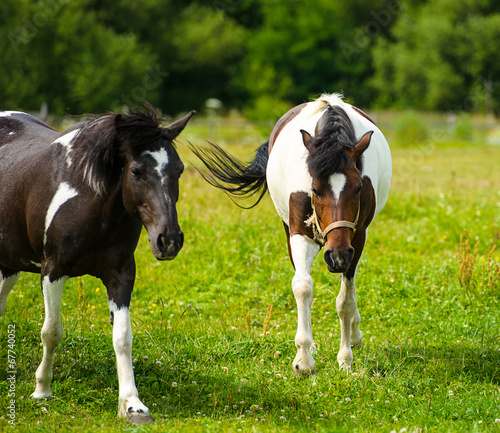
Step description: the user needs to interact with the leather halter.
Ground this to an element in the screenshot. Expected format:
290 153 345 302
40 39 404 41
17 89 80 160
310 192 360 245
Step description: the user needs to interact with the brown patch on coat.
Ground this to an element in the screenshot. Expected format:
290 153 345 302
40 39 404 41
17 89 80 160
344 175 376 279
352 106 376 126
288 191 318 243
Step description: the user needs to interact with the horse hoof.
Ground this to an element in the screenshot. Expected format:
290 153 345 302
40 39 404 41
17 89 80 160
126 412 154 425
30 391 53 400
292 365 316 377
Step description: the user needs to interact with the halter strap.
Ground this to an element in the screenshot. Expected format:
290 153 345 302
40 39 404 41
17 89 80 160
310 193 360 245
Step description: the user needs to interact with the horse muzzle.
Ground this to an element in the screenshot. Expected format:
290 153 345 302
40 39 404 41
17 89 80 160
150 230 184 261
324 247 354 273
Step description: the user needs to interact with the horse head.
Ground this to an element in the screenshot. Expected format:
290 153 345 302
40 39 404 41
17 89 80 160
118 110 195 260
302 107 373 273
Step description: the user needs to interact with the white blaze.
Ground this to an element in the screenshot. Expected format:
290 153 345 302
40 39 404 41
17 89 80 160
329 173 346 201
143 149 169 177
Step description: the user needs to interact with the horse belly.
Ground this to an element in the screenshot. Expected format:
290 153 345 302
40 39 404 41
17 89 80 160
0 229 41 273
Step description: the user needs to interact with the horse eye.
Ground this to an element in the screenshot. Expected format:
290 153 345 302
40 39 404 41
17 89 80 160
131 167 142 179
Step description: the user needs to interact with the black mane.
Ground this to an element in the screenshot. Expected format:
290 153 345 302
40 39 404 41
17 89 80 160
69 104 167 195
306 104 362 178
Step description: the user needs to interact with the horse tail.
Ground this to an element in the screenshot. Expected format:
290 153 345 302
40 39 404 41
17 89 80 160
190 141 269 208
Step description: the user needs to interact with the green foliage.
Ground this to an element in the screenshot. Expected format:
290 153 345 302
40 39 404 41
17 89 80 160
0 0 157 114
1 0 499 115
454 114 474 141
392 111 430 146
372 0 500 112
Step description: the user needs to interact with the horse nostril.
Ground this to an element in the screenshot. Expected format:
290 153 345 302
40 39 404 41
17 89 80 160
157 234 166 251
346 247 354 261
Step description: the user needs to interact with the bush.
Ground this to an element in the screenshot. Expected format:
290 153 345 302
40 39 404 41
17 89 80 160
393 111 430 146
454 114 474 141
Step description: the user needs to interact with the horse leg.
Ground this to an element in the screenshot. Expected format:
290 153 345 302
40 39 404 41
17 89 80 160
336 273 362 369
32 275 67 398
0 270 20 316
289 234 320 376
350 278 363 349
336 230 367 370
104 266 153 425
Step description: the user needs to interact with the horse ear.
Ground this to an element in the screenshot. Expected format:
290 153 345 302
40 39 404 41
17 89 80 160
349 130 373 160
300 129 314 150
163 110 196 140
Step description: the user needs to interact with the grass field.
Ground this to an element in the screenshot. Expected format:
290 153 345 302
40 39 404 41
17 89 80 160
1 117 499 432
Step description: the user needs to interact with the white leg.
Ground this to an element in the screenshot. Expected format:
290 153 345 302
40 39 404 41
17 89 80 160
336 273 362 369
109 301 152 424
290 235 320 375
0 272 20 316
32 276 66 398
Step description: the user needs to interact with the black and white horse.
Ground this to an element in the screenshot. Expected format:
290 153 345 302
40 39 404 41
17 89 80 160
0 106 195 423
192 93 392 374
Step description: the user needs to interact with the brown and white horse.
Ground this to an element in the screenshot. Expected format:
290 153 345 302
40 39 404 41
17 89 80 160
192 93 391 374
0 106 194 423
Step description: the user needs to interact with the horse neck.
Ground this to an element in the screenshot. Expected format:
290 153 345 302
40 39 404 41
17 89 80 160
97 175 129 223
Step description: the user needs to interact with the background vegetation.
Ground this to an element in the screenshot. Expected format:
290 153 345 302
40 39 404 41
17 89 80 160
0 119 499 432
1 0 499 118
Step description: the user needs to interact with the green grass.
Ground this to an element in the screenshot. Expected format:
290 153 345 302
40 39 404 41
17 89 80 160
1 121 500 432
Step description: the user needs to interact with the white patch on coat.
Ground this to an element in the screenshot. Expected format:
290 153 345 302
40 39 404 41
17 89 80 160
0 272 20 316
0 111 25 117
109 301 150 417
289 234 320 375
31 275 67 398
52 129 80 167
44 182 78 245
329 173 347 201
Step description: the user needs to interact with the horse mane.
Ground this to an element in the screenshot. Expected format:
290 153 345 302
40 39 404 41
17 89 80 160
69 104 166 195
306 103 363 179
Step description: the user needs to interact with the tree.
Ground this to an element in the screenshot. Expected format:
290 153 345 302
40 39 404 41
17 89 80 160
0 0 156 115
231 0 393 119
371 0 500 112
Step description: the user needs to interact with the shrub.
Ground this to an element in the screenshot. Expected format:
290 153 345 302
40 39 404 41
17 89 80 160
393 111 430 146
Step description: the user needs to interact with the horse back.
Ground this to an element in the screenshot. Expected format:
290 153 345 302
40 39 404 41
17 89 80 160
0 113 69 272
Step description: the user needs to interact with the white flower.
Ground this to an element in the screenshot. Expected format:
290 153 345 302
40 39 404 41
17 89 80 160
172 382 177 388
222 366 228 372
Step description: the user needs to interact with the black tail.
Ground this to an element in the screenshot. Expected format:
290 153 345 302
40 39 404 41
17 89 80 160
190 141 269 208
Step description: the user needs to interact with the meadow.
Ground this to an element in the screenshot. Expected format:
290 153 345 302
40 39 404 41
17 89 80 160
1 115 499 432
